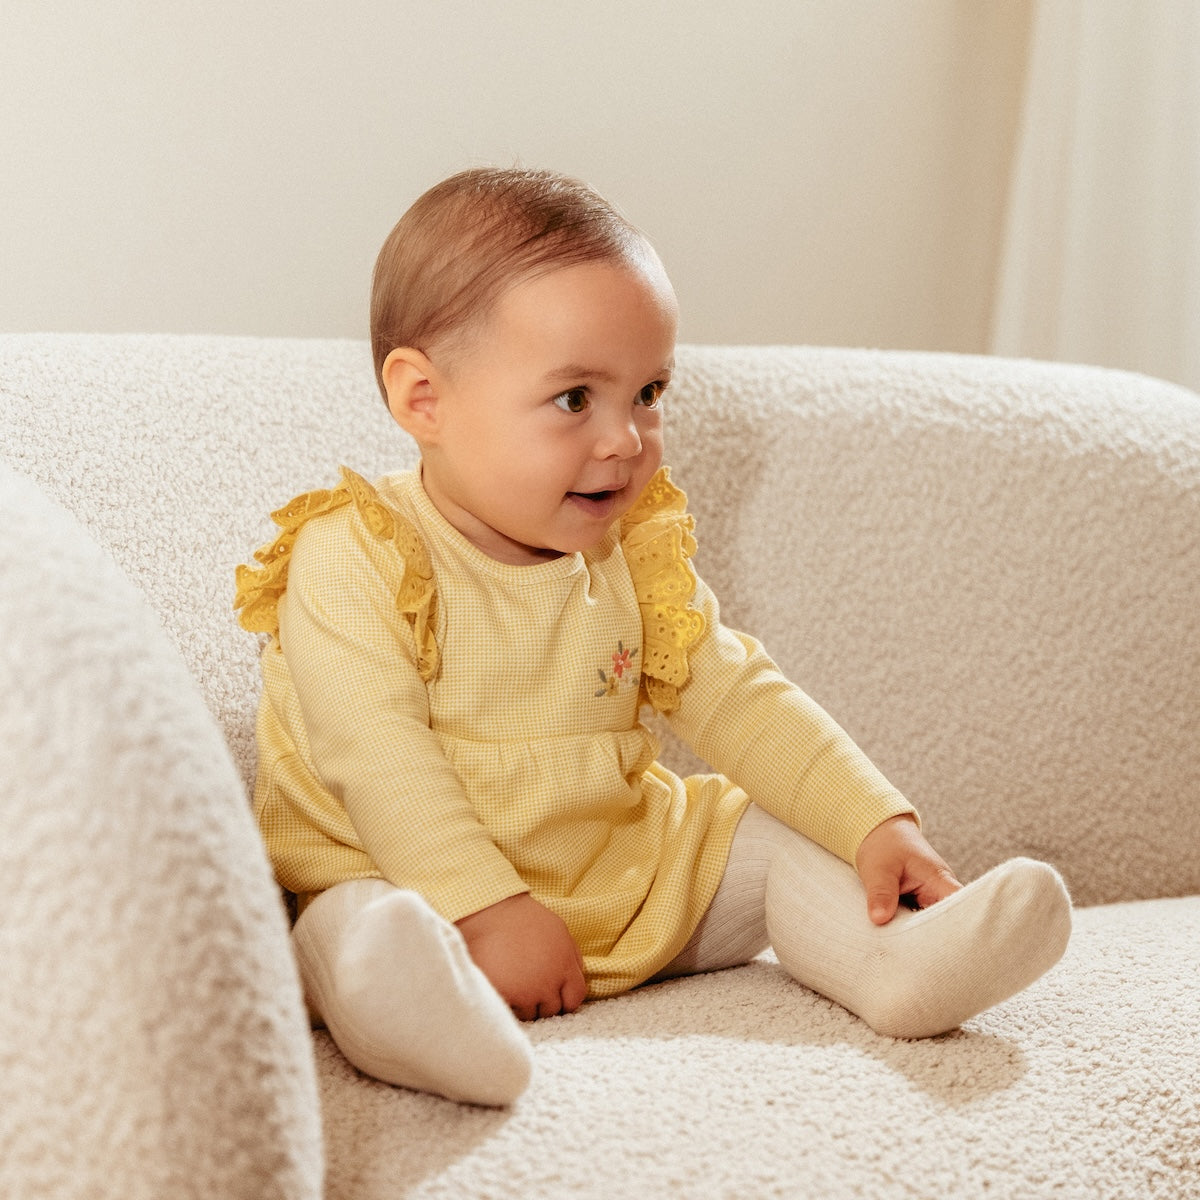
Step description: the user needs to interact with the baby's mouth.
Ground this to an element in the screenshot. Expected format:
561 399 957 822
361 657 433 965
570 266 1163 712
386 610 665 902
566 487 622 516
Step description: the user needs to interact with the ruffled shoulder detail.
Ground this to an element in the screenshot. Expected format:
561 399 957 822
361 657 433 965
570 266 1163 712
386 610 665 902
234 467 440 681
620 467 706 713
233 480 351 639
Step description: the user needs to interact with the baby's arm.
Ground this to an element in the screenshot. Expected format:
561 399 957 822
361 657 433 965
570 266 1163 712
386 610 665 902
278 511 527 920
455 893 587 1020
665 578 958 923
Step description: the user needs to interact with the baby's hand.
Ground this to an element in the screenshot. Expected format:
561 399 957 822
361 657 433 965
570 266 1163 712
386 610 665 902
854 814 962 925
456 892 588 1021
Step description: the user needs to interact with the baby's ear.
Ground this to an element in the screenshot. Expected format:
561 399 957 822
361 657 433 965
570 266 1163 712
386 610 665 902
382 348 440 441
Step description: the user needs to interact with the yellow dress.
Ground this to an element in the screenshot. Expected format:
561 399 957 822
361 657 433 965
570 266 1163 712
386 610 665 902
235 466 914 997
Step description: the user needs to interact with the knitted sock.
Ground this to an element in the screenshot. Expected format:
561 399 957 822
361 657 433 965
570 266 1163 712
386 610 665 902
292 878 533 1105
747 806 1072 1038
652 808 773 979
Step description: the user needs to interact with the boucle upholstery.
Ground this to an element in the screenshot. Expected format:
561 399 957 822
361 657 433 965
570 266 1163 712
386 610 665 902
0 460 321 1199
1 333 1197 1198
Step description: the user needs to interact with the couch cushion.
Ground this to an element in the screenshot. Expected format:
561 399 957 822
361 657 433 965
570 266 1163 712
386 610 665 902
316 896 1200 1199
0 462 322 1199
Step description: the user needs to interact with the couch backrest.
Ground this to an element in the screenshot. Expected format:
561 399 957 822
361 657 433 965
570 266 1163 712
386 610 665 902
0 334 414 789
3 334 1198 906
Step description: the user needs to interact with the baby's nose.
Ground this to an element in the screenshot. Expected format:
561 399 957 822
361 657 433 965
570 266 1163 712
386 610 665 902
597 411 643 458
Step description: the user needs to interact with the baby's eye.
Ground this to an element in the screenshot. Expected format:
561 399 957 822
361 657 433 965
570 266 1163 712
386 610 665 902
637 382 666 408
552 388 590 414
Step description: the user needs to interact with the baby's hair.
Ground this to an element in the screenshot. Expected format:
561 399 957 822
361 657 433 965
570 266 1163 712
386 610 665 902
370 166 647 400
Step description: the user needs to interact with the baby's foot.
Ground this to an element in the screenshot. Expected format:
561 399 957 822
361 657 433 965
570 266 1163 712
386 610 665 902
294 879 533 1104
841 858 1071 1038
768 846 1072 1038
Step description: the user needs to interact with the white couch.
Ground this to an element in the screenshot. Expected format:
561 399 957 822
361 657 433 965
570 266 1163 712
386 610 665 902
2 334 1197 1199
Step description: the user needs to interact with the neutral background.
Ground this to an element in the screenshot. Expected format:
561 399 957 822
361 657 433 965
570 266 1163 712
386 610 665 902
3 2 1031 354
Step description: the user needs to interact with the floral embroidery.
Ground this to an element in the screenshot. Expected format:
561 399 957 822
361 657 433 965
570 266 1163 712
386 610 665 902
594 640 640 697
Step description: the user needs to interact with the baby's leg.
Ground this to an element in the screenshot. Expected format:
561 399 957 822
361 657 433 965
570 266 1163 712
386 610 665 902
751 806 1072 1038
651 806 773 980
292 878 533 1105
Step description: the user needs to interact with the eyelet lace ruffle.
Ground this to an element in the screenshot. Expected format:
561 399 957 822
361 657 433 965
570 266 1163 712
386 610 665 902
234 467 440 681
620 467 706 713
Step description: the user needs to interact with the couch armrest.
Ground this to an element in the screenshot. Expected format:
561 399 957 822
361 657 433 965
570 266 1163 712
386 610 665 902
0 462 321 1197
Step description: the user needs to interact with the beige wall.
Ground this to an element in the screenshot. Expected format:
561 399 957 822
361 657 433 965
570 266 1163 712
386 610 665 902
2 1 1030 352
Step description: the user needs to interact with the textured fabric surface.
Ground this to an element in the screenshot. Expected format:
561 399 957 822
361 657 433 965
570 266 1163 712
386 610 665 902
0 461 322 1198
2 334 1197 1197
316 899 1199 1199
0 334 412 799
663 345 1200 906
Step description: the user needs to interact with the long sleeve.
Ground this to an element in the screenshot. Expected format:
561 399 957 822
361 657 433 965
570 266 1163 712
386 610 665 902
665 574 916 864
271 504 527 920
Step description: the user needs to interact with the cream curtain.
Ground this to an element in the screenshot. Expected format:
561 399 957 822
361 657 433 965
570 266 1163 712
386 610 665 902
991 1 1200 392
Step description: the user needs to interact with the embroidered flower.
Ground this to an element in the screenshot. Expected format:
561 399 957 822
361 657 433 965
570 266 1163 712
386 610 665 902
595 640 639 697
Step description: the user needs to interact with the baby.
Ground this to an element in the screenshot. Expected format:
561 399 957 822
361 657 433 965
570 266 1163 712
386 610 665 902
235 167 1071 1106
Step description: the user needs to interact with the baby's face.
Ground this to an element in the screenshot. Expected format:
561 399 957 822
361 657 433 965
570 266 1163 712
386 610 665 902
417 254 678 565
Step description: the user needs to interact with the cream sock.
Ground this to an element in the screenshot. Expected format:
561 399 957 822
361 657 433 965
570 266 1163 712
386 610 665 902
292 878 533 1105
746 806 1073 1038
652 815 773 980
